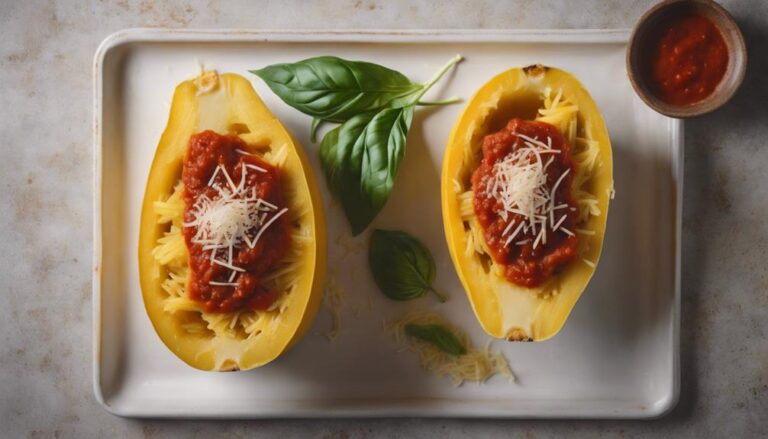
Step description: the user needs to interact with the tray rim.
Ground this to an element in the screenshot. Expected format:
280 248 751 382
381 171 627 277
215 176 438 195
92 28 681 419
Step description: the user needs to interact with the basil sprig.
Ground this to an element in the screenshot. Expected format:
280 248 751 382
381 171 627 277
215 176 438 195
405 323 467 356
252 55 462 235
369 229 445 302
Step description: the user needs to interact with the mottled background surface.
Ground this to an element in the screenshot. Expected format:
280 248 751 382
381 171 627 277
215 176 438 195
1 0 766 437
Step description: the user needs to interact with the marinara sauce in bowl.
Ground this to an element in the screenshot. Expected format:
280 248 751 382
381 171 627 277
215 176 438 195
627 0 746 118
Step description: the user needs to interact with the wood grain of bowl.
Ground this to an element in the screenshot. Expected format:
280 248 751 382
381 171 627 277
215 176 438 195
627 0 747 118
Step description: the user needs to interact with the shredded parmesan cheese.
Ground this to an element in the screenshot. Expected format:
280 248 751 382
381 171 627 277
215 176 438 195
183 163 287 286
388 310 515 386
323 272 345 341
485 134 571 250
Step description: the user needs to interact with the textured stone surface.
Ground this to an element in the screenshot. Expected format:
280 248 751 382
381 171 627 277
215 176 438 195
1 0 767 437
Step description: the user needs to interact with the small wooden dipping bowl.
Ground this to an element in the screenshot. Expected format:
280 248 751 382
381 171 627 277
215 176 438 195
627 0 747 118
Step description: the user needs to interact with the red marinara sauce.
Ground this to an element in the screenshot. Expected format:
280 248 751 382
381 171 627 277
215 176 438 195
182 130 291 313
648 13 729 106
471 119 579 288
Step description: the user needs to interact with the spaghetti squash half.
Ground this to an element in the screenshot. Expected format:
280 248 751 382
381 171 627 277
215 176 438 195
138 71 326 371
442 65 613 341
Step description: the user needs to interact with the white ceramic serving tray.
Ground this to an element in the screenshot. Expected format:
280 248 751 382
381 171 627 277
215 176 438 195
93 29 681 418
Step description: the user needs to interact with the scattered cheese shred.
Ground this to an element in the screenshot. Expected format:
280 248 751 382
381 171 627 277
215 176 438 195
388 310 515 386
323 272 345 341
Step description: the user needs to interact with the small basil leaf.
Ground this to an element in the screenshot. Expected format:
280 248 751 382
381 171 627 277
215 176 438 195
320 107 413 235
405 324 467 356
250 56 423 123
369 229 446 302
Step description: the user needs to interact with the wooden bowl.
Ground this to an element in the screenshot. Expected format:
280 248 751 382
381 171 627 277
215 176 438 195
627 0 747 118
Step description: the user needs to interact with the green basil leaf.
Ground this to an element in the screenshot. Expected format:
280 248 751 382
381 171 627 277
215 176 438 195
360 106 413 213
250 56 423 123
320 107 413 234
319 112 375 230
405 324 466 356
368 229 446 302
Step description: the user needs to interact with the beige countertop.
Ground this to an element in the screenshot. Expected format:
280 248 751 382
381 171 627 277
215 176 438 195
1 0 766 437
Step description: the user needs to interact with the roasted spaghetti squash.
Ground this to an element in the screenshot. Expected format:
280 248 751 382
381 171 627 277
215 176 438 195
138 71 326 370
442 65 612 341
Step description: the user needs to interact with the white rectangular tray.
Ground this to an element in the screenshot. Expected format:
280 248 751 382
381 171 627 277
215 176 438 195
93 29 681 419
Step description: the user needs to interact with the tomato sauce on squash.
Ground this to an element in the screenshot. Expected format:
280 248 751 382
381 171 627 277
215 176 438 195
472 119 579 288
182 130 290 313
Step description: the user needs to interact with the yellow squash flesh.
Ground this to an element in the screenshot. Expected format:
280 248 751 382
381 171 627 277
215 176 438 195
138 72 326 370
442 65 613 341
